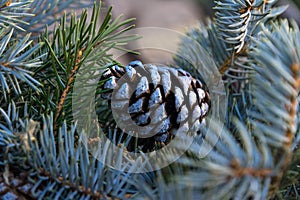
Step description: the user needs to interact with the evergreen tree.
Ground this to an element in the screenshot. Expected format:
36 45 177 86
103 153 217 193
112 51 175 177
0 0 300 199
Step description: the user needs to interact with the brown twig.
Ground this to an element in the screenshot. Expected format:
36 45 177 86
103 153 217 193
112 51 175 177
54 50 82 133
269 63 300 197
38 167 130 199
218 46 246 75
230 159 272 178
0 0 11 9
52 35 110 135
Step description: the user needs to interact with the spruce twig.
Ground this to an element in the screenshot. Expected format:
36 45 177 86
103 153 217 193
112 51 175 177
230 159 272 178
54 50 82 133
269 63 300 197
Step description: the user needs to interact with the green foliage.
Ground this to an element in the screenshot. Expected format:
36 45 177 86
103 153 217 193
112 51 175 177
0 0 33 31
0 28 42 101
172 1 300 199
34 2 136 127
0 103 149 199
0 0 93 34
1 0 300 199
250 19 300 148
162 17 300 199
214 0 287 53
0 1 140 199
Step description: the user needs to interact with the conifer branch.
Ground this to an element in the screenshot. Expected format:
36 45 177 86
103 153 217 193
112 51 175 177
35 166 135 199
0 0 33 31
38 3 136 128
218 46 247 75
0 28 42 101
269 63 300 197
215 0 287 80
286 63 300 146
54 49 82 128
36 168 111 199
248 19 300 198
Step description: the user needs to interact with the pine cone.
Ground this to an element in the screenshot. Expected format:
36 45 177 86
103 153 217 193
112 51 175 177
99 61 210 151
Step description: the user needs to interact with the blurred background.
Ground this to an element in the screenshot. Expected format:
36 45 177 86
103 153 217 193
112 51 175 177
105 0 300 65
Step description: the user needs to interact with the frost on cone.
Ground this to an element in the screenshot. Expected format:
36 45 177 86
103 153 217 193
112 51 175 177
99 61 210 151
